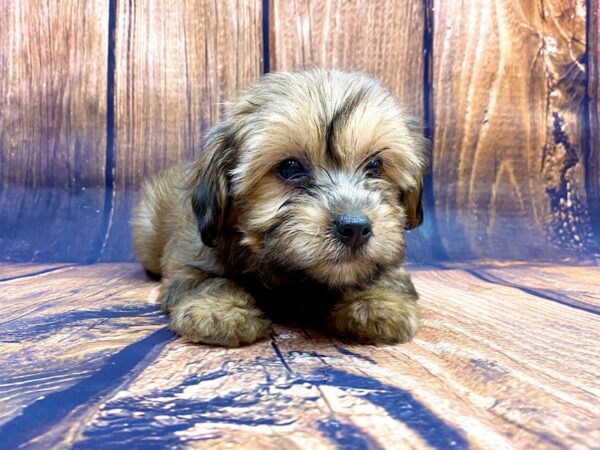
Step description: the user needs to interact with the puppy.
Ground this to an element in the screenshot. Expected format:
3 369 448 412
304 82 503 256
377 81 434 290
131 69 427 347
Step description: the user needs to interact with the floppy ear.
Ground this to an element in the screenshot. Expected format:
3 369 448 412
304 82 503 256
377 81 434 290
401 118 427 230
188 124 236 247
402 184 424 230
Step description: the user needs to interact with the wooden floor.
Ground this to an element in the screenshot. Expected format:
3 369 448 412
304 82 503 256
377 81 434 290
0 262 598 449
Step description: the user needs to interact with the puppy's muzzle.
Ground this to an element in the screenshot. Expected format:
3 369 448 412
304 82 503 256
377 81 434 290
333 213 373 250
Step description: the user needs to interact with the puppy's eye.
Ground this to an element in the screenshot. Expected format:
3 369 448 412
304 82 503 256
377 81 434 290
277 159 307 181
365 159 383 178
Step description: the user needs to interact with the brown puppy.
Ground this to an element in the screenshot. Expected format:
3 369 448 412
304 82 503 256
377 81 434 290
131 69 427 347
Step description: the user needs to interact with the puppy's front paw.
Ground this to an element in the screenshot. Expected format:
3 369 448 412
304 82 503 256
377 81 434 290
167 279 271 347
329 290 419 344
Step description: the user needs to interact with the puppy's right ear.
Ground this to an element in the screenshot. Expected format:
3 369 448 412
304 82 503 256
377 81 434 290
188 124 236 247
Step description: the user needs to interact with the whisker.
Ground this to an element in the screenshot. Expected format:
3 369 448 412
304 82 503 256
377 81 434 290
313 226 322 239
295 185 317 196
315 165 335 184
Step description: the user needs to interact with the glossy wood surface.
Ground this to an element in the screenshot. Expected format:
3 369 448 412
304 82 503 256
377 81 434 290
1 262 598 449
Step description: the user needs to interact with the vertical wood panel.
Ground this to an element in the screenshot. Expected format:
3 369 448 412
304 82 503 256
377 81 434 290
100 0 264 261
431 0 596 260
589 1 600 243
0 1 108 261
270 0 424 117
269 0 440 261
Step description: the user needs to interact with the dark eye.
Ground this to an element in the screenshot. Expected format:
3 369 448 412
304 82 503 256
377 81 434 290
365 159 382 178
277 159 307 181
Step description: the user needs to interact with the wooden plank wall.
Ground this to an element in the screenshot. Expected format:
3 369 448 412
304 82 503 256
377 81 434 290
590 0 600 244
431 0 596 260
0 1 109 261
0 0 598 263
100 0 263 260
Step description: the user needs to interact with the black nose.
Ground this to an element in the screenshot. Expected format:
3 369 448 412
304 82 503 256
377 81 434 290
333 214 372 249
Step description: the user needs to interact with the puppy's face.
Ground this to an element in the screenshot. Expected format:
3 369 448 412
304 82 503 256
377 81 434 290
190 70 426 288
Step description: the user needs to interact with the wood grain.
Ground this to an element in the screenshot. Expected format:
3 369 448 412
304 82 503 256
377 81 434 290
431 0 596 259
269 0 441 262
99 0 263 261
0 264 168 438
0 263 72 281
0 262 597 448
468 263 600 309
589 0 600 241
270 0 424 117
0 0 108 262
423 260 600 310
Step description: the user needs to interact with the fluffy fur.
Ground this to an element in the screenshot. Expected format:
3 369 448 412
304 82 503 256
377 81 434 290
131 70 427 347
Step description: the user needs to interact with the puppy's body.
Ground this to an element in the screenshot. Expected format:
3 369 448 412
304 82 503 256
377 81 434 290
132 70 426 347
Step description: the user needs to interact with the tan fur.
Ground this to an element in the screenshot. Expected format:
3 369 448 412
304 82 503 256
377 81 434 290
131 69 427 347
329 268 420 344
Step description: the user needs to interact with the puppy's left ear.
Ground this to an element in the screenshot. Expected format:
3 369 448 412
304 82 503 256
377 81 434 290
188 123 237 247
402 184 424 230
401 120 427 230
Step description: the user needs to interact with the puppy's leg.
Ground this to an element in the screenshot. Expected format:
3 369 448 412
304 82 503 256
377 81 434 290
160 276 271 347
329 268 419 344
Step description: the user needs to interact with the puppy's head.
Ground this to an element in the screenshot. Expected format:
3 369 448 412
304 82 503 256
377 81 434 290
190 70 427 288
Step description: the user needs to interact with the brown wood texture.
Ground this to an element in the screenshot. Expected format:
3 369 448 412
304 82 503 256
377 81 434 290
469 263 600 309
269 0 439 261
1 263 598 448
0 1 108 262
431 0 597 260
99 0 263 261
0 264 167 438
589 0 600 240
269 0 424 117
0 263 74 281
424 260 600 309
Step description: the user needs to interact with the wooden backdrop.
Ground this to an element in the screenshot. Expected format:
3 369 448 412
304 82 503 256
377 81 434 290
1 0 598 263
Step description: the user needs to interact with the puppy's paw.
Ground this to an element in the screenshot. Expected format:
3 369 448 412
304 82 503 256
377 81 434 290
167 279 271 347
329 291 419 344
